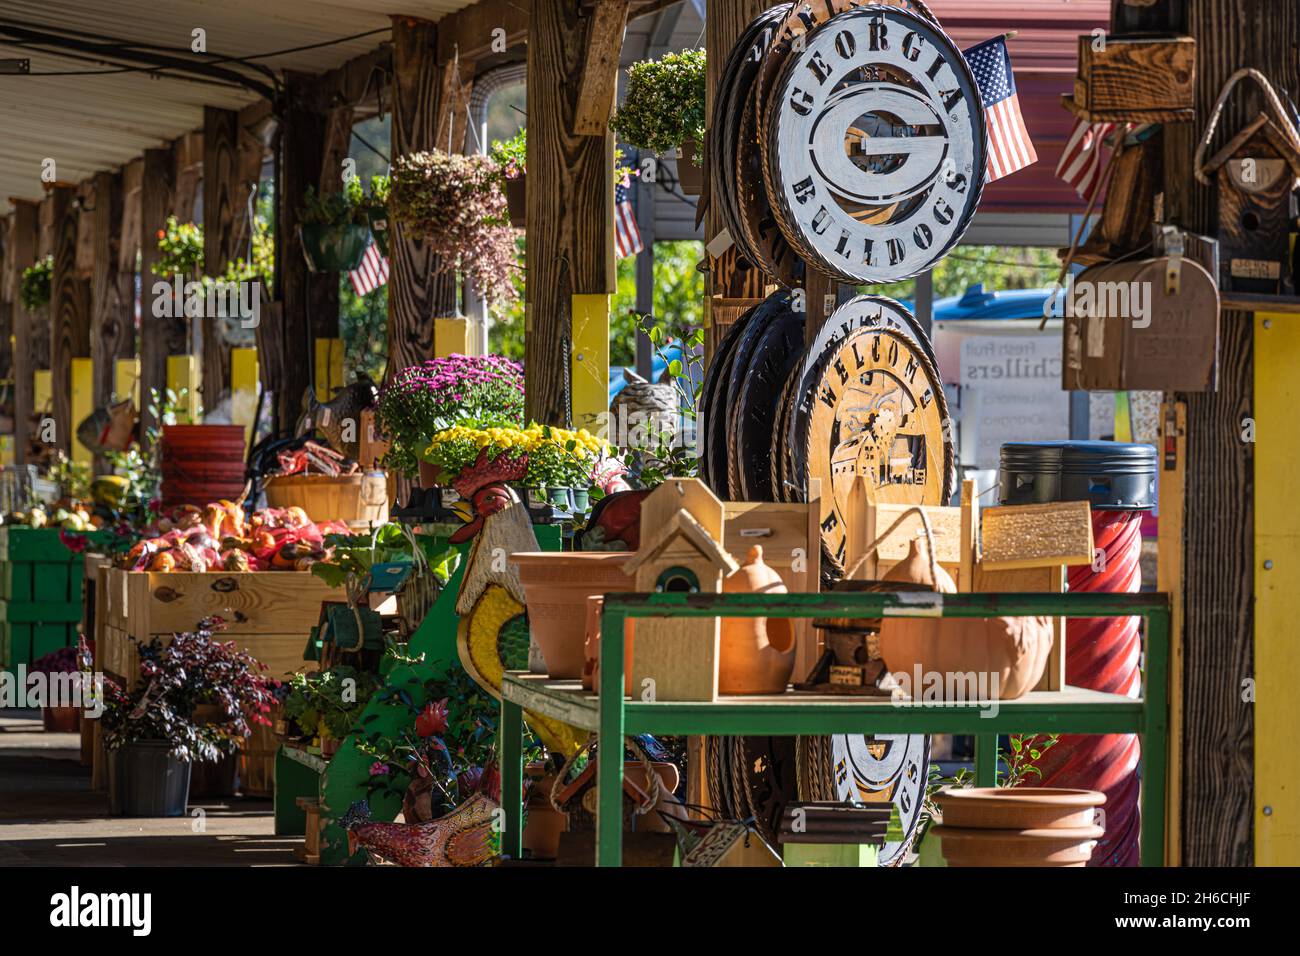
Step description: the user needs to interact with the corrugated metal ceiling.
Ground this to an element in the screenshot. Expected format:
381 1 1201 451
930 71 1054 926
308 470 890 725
0 1 474 205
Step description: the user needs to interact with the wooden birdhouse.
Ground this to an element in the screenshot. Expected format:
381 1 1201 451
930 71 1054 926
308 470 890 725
1195 71 1300 295
624 478 738 701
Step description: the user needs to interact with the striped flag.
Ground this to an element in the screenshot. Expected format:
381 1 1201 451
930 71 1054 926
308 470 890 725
348 241 389 297
614 171 644 259
1055 118 1116 203
964 36 1038 182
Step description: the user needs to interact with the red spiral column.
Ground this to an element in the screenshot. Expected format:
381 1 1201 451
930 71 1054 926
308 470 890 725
1033 509 1144 866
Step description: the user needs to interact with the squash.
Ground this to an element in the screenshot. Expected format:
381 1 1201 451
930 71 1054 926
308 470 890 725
878 536 1053 702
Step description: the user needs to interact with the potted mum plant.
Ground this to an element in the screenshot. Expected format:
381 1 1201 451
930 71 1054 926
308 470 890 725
298 178 371 273
376 354 525 484
489 128 528 228
388 149 518 304
101 618 276 817
611 48 707 195
19 255 53 312
30 646 81 733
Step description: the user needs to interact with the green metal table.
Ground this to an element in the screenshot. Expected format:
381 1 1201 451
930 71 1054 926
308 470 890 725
499 590 1169 867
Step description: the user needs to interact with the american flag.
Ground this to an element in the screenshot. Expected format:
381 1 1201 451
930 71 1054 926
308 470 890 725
964 36 1038 182
348 241 389 297
614 171 644 259
1055 118 1116 203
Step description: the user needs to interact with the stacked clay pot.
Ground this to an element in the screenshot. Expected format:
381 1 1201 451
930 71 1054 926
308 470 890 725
511 552 633 679
931 788 1105 866
718 545 796 695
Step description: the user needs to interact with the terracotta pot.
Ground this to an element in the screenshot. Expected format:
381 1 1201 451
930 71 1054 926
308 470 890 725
511 552 633 679
504 174 526 228
42 705 81 733
523 765 566 859
930 824 1105 867
718 545 795 695
583 596 635 695
879 537 1054 700
935 787 1104 830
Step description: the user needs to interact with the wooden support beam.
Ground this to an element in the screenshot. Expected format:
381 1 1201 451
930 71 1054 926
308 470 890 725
89 170 133 469
387 16 459 383
320 104 355 194
574 0 630 136
436 0 530 62
276 72 339 434
1160 0 1297 867
434 58 476 155
139 147 184 441
48 184 90 456
203 106 242 413
9 200 42 466
526 0 618 426
173 131 204 223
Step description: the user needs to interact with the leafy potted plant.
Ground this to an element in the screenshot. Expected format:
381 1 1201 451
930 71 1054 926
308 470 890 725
366 174 391 256
30 646 81 732
101 618 276 817
298 178 371 273
388 149 518 304
376 354 525 483
489 128 528 228
19 255 53 311
611 49 707 195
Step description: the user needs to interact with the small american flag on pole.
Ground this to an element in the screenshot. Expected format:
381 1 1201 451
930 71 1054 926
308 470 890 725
614 171 644 259
348 241 389 297
964 35 1038 182
1055 118 1116 203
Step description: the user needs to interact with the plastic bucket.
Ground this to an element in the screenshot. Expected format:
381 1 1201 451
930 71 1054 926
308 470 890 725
108 741 192 817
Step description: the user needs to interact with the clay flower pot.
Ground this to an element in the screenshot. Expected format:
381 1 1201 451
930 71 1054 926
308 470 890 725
583 596 635 695
719 545 795 695
935 787 1104 830
511 552 633 679
879 536 1053 701
932 787 1106 867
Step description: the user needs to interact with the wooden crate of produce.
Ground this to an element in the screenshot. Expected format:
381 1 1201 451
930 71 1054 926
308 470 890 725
100 568 335 686
1072 35 1195 118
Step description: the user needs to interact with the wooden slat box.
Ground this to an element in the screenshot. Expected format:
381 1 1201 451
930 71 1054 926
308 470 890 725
1073 35 1195 116
100 568 336 686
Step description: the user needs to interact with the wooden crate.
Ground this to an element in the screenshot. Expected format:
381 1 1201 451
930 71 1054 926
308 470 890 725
1072 35 1195 117
100 568 335 686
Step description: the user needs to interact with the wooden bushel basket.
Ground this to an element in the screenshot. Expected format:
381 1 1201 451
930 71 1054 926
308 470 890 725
263 472 389 528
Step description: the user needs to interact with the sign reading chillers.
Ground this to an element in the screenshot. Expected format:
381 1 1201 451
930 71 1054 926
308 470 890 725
766 6 987 283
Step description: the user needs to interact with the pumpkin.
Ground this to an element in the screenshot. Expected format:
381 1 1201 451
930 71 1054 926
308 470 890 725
878 536 1053 701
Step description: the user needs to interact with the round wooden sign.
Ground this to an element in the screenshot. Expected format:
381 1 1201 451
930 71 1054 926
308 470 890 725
804 325 951 571
731 306 805 500
832 733 930 865
764 5 986 283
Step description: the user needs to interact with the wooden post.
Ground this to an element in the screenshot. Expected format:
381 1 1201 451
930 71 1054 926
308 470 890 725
387 16 460 382
49 184 90 456
276 72 337 434
202 106 242 414
1159 0 1298 866
90 170 133 469
6 201 38 466
139 147 184 441
525 0 619 427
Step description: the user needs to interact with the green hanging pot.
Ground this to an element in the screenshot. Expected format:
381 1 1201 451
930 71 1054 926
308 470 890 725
366 205 391 257
298 223 370 273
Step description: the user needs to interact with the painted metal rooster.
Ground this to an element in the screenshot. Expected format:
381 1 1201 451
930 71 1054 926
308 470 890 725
296 373 379 460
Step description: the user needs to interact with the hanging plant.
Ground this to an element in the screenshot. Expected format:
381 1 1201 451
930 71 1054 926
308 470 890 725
153 216 205 279
366 174 392 256
489 128 527 181
388 149 518 305
298 179 371 273
19 255 53 311
611 49 707 157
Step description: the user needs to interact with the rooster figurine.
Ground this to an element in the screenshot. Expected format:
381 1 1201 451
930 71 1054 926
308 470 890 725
296 373 379 460
451 448 585 759
339 793 499 867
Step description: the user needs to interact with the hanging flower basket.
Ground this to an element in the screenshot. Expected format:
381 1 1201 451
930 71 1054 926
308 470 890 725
299 223 370 273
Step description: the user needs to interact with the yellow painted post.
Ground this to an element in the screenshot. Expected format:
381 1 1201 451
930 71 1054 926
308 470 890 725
115 358 141 408
1254 311 1300 865
570 294 610 435
230 347 260 447
314 338 344 399
34 370 52 415
0 435 13 467
434 318 470 359
71 357 94 464
167 354 202 422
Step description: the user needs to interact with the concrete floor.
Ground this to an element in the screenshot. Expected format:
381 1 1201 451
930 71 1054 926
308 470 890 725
0 709 303 866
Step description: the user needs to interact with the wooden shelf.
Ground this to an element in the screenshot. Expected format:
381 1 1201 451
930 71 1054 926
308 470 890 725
1060 94 1194 124
1221 293 1300 314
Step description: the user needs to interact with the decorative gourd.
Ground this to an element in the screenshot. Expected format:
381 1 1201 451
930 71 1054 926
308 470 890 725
718 545 796 695
879 536 1053 701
